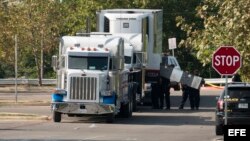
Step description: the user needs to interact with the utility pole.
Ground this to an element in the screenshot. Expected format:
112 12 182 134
41 32 44 80
15 34 18 103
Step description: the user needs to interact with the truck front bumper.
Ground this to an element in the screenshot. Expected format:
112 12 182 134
51 102 115 115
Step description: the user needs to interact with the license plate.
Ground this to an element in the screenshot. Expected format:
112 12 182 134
238 103 248 109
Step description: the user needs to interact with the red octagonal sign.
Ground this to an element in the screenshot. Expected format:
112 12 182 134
212 46 241 75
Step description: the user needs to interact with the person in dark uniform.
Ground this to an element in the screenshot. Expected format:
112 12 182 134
190 87 199 110
159 76 171 110
192 70 205 110
151 78 161 109
179 83 194 110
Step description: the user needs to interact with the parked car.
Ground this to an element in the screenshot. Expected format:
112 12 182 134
215 83 250 135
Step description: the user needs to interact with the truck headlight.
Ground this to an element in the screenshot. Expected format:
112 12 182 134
52 88 67 102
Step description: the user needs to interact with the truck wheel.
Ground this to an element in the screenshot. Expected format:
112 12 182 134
120 102 131 118
215 125 223 135
53 111 61 122
129 99 133 117
132 92 137 112
106 114 114 123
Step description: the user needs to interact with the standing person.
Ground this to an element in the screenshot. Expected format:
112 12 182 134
190 87 199 110
160 76 171 110
192 70 204 110
151 78 160 109
179 83 194 110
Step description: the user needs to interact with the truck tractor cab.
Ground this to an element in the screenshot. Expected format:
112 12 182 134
51 36 131 123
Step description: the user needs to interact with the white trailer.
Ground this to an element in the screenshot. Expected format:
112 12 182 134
96 9 163 104
51 35 136 122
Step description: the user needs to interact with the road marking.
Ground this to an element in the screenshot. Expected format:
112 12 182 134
84 136 104 140
214 137 223 141
74 127 79 130
126 138 137 140
0 112 49 121
89 124 97 128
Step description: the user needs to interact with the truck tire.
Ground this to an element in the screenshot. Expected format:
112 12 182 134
53 111 61 122
129 100 133 117
132 90 137 112
120 102 132 118
128 92 133 117
215 125 223 135
106 114 114 123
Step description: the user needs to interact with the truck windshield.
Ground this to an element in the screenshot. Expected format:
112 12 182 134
68 56 108 70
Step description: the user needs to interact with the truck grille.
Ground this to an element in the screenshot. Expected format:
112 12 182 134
69 77 97 101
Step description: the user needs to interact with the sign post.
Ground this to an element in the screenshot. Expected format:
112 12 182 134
168 38 176 57
212 46 241 125
15 34 18 103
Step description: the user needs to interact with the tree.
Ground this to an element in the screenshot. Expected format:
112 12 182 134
0 0 62 85
18 0 62 85
0 0 209 81
0 0 23 78
177 0 250 79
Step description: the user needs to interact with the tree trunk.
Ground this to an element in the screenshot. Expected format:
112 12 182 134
40 35 44 80
33 49 42 86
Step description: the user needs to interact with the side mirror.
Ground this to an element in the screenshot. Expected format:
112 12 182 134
133 52 146 68
116 39 124 70
52 55 58 71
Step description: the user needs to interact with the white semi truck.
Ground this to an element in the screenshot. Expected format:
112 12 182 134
96 9 163 104
51 35 137 122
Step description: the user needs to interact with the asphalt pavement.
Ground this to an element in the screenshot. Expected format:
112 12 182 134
0 85 222 121
0 86 223 141
0 85 52 120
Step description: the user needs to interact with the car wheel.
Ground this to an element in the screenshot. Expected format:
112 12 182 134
216 125 223 135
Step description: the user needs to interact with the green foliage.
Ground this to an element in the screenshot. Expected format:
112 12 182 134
3 0 242 80
177 0 250 80
0 0 62 85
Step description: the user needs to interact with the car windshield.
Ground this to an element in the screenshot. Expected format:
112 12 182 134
227 87 250 99
68 56 108 70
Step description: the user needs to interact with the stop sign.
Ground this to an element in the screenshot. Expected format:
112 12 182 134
212 46 241 75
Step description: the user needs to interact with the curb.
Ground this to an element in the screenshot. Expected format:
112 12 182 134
0 90 53 93
0 100 50 106
0 86 54 93
0 112 51 121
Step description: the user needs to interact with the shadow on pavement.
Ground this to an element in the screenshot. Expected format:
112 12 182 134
61 105 215 126
115 106 215 126
117 114 214 126
136 106 215 113
166 95 218 108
